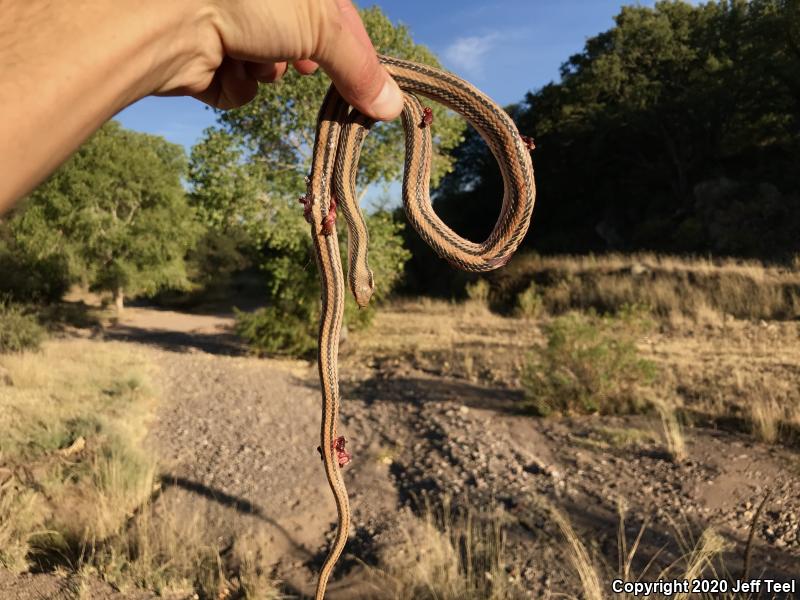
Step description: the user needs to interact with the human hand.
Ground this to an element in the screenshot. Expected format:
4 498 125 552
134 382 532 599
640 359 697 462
1 0 405 207
159 0 404 120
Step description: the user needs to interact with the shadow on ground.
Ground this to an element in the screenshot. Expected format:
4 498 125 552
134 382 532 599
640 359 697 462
339 371 526 414
105 324 245 356
158 474 312 558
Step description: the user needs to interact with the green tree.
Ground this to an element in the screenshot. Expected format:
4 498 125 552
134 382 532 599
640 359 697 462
185 128 266 288
13 121 199 311
188 128 265 236
429 0 800 274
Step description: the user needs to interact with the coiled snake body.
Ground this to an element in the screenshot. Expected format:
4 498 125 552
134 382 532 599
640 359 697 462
304 56 535 599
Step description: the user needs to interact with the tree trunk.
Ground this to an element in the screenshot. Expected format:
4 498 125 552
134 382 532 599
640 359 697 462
113 287 124 315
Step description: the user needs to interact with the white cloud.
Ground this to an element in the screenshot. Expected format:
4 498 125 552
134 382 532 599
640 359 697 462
443 32 499 78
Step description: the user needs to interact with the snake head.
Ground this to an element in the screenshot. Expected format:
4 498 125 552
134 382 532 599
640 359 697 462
353 269 375 308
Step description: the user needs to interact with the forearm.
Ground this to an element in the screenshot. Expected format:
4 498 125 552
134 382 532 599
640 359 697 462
0 0 219 210
0 0 402 212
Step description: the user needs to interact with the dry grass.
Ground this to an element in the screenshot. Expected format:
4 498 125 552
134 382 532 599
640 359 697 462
367 499 526 600
94 500 222 596
652 399 688 462
648 324 800 446
537 500 787 600
92 498 281 599
0 339 156 571
361 252 800 448
492 253 800 322
346 296 541 386
378 495 783 600
0 339 281 598
539 500 603 600
748 394 783 444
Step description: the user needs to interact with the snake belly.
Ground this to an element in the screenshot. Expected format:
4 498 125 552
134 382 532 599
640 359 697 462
306 56 536 600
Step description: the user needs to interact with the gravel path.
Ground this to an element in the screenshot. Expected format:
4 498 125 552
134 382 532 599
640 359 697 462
4 305 798 599
126 306 800 598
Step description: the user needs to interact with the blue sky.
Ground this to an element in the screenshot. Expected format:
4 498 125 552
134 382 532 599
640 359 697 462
116 1 673 150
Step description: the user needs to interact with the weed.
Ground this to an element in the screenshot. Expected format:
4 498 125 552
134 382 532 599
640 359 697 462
531 499 785 599
514 283 543 319
522 308 657 416
368 498 526 600
465 279 491 304
747 394 783 444
652 399 688 462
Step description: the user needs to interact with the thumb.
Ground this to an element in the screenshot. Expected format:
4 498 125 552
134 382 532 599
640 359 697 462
315 1 403 121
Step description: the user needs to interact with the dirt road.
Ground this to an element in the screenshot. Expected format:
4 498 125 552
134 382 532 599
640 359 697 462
120 305 800 597
4 303 799 598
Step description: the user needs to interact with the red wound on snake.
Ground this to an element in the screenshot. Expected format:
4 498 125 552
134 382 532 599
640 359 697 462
421 107 434 128
317 436 352 468
298 195 313 224
334 436 352 467
521 135 536 151
322 196 338 235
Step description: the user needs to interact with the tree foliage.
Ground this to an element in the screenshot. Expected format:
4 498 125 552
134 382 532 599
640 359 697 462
1 121 199 308
234 206 410 357
188 128 266 236
429 0 800 274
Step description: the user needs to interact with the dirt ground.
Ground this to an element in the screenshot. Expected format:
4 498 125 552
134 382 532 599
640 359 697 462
2 300 799 599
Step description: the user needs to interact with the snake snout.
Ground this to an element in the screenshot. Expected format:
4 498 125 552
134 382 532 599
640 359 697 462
353 270 375 308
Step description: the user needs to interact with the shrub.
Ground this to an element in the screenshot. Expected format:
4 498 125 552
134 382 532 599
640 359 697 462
0 242 71 304
465 279 491 304
522 308 657 416
235 305 317 358
514 283 543 319
0 300 45 353
236 207 410 358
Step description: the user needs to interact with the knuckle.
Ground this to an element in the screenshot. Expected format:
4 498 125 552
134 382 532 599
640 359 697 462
311 0 343 58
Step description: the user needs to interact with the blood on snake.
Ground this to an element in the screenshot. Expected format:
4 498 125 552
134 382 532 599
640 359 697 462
302 55 536 599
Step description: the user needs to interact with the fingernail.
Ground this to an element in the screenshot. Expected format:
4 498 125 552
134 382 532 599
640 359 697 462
369 77 403 120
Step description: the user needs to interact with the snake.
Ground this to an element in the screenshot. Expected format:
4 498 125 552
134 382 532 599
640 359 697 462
302 55 536 599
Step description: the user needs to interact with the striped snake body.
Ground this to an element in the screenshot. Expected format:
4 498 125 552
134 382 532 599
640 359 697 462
305 56 536 599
